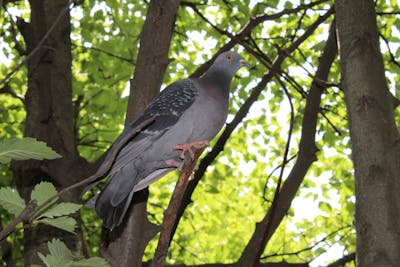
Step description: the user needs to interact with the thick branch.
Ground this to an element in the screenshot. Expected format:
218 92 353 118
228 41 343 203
102 0 181 266
126 0 181 124
238 20 337 266
143 262 309 267
325 252 355 267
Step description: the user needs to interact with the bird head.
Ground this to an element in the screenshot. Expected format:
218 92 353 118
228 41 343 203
209 51 250 78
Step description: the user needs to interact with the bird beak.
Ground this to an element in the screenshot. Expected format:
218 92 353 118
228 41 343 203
240 59 250 68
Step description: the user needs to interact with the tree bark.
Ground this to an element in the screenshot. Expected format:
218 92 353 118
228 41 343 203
101 0 180 266
336 0 400 266
11 0 89 264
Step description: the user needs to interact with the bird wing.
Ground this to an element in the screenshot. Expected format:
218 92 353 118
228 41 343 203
109 78 198 175
82 78 198 196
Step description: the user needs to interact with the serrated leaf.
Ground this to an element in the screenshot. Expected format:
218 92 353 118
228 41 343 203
38 252 50 267
0 187 25 216
40 203 82 219
48 238 74 263
31 182 58 206
38 217 77 234
0 137 62 164
72 257 110 267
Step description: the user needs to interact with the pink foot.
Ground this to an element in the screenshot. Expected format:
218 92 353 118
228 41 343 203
165 159 184 171
175 140 209 159
165 159 199 172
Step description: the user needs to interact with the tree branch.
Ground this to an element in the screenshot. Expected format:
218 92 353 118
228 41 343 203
170 6 335 250
187 0 330 78
325 252 355 267
102 0 182 265
143 262 309 267
152 146 206 267
238 19 337 266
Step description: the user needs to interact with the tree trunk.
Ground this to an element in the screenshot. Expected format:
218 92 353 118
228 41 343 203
11 0 88 264
336 0 400 266
100 0 180 266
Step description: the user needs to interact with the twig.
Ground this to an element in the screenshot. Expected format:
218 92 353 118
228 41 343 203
188 0 329 78
325 252 355 267
0 116 156 241
261 225 352 259
0 201 36 241
251 76 295 267
152 146 205 267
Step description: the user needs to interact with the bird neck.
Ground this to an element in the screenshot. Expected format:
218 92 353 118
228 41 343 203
200 70 232 94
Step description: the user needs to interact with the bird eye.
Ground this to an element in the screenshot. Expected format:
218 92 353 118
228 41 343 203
225 53 232 61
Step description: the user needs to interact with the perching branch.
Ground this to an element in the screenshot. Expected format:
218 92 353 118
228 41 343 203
152 145 206 267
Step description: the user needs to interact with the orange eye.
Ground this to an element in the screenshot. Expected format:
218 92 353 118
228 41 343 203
226 53 232 61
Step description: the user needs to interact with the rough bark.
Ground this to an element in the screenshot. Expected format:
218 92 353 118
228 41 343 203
11 0 89 264
336 0 400 266
126 0 180 124
238 22 337 266
101 0 180 266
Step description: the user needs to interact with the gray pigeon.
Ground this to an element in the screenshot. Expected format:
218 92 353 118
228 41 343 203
85 51 249 229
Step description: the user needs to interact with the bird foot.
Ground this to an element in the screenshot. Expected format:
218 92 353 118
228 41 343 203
165 159 199 172
175 140 209 160
165 159 184 171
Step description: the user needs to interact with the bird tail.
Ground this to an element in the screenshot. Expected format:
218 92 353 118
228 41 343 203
95 165 139 229
95 187 134 229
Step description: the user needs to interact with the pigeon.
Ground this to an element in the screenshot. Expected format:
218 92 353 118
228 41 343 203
84 51 249 229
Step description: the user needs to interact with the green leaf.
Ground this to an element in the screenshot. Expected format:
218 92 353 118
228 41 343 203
0 187 25 216
38 217 77 234
0 137 62 164
40 203 82 219
72 257 110 267
38 252 53 267
31 181 58 206
48 238 74 262
37 239 74 267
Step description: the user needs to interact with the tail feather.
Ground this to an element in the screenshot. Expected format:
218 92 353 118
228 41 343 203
97 189 135 229
95 164 139 229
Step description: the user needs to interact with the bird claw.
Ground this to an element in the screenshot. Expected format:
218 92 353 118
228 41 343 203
165 159 199 172
175 140 209 160
165 159 184 171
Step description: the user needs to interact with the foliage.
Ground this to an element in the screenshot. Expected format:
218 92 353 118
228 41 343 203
0 182 81 234
37 238 109 267
0 187 25 216
0 138 61 164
